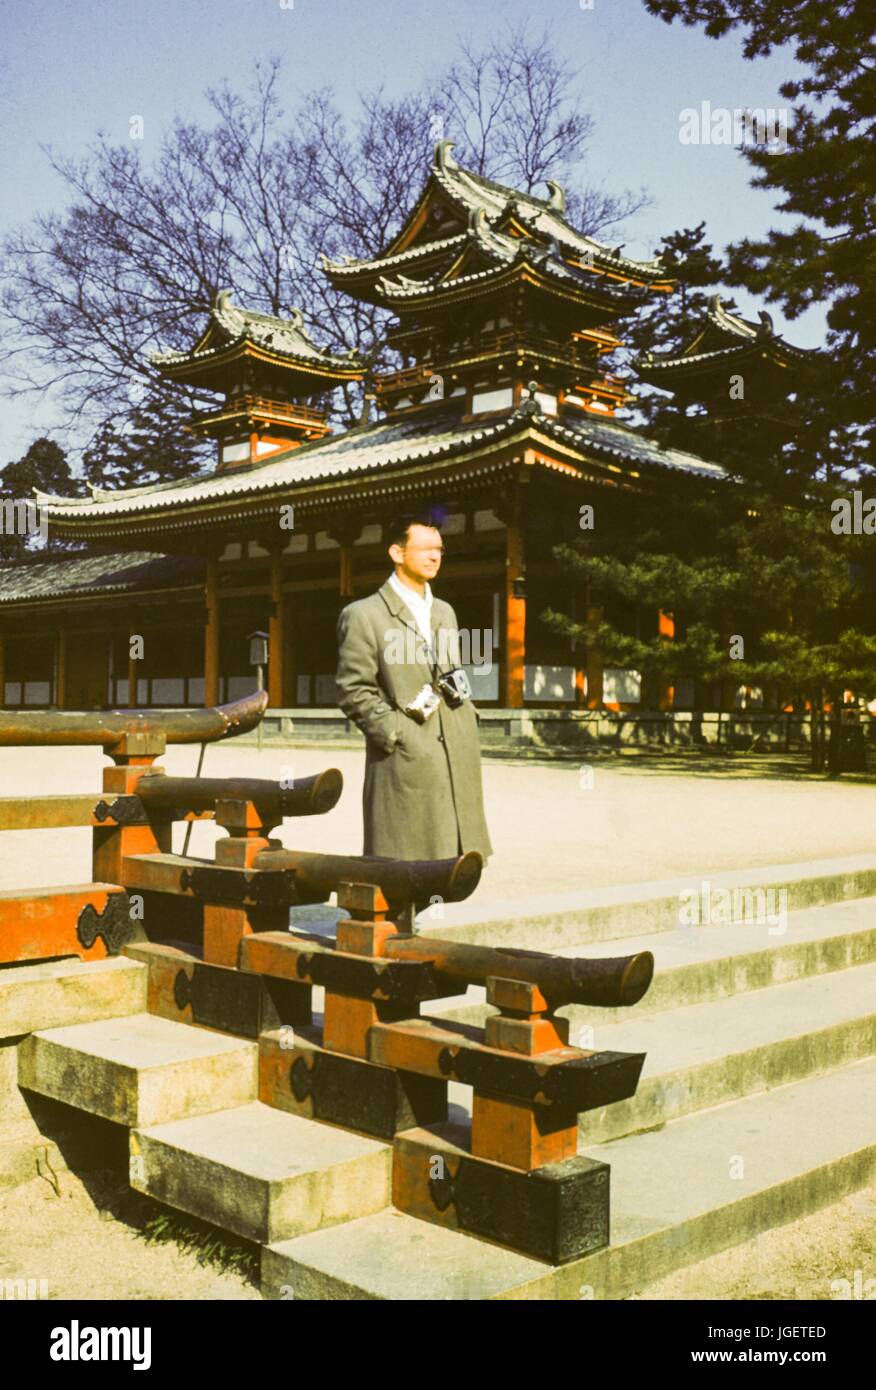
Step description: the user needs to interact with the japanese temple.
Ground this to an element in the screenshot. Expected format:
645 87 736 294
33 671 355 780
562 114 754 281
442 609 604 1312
0 143 814 722
637 293 821 443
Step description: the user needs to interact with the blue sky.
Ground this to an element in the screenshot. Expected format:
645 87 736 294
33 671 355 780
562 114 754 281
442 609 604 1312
0 0 820 463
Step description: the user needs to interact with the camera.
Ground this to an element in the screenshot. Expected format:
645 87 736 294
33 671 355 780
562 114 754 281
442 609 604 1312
404 683 442 723
436 667 472 708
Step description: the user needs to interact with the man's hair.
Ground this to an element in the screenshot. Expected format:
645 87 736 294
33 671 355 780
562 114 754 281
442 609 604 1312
386 513 443 550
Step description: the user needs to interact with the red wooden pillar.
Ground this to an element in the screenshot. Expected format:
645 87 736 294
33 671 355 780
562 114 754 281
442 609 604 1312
268 551 286 708
204 558 220 707
55 630 67 710
584 606 603 709
502 512 526 709
127 620 139 710
657 608 675 711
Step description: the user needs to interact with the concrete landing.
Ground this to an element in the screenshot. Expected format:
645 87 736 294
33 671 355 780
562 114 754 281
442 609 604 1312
261 1056 876 1299
131 1101 391 1244
18 1013 257 1127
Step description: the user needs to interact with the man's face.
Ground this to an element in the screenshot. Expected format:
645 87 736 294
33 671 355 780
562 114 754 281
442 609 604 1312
389 524 444 584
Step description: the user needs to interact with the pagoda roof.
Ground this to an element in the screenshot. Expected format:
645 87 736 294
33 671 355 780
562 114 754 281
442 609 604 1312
0 551 203 606
637 295 822 391
35 401 726 538
152 290 362 382
370 209 648 314
324 143 670 302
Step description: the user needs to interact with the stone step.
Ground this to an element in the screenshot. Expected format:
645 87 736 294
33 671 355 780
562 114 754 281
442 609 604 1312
0 959 147 1193
0 957 146 1041
579 962 876 1141
559 896 876 1020
261 1055 876 1300
431 853 876 951
131 1101 391 1244
432 897 876 1028
17 1013 257 1128
432 965 876 1142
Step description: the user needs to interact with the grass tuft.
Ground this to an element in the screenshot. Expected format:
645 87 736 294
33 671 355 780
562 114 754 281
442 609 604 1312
137 1203 259 1282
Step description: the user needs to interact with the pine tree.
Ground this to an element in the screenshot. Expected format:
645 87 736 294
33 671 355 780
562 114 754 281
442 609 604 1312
622 223 728 450
541 0 876 776
545 484 876 774
81 385 207 491
0 437 78 560
643 0 876 468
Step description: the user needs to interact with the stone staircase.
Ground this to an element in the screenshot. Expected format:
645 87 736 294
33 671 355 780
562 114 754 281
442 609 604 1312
2 857 875 1300
1 957 145 1192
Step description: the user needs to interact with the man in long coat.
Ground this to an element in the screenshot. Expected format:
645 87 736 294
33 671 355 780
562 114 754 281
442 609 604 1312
336 516 492 866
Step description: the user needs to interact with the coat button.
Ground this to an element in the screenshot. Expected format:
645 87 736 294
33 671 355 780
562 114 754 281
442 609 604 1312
437 734 446 744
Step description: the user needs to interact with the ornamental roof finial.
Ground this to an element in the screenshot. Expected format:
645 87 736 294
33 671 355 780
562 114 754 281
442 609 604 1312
545 180 565 213
468 206 489 236
434 139 457 173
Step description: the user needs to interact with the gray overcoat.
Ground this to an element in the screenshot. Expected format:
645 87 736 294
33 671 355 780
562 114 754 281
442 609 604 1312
336 579 493 862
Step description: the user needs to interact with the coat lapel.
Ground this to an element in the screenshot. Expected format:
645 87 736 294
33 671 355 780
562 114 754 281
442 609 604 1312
379 578 442 674
378 578 420 641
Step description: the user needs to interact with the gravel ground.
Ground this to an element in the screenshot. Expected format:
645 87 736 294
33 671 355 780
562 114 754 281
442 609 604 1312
634 1183 876 1301
2 742 874 898
2 1160 873 1302
0 1167 260 1301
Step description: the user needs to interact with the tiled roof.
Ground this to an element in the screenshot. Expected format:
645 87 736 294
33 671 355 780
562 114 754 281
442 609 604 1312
541 410 727 479
0 551 203 604
325 145 668 291
324 233 467 278
37 413 521 520
36 402 726 526
152 290 359 372
638 295 822 375
432 153 666 280
374 211 648 310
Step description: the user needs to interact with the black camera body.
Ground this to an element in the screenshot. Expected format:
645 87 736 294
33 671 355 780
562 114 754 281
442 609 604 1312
403 668 473 723
436 667 473 709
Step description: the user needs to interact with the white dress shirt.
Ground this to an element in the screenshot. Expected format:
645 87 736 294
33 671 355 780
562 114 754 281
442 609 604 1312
388 571 434 646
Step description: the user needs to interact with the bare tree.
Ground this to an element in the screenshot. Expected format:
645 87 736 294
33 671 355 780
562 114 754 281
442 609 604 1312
0 32 649 480
431 30 645 233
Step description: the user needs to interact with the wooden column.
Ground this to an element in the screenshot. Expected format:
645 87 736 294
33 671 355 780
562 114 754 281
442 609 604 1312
268 551 286 708
657 608 675 711
584 605 603 709
495 475 530 710
571 595 586 707
55 630 67 710
339 542 354 599
342 530 358 597
503 519 525 708
204 558 220 708
326 520 359 601
127 623 139 710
